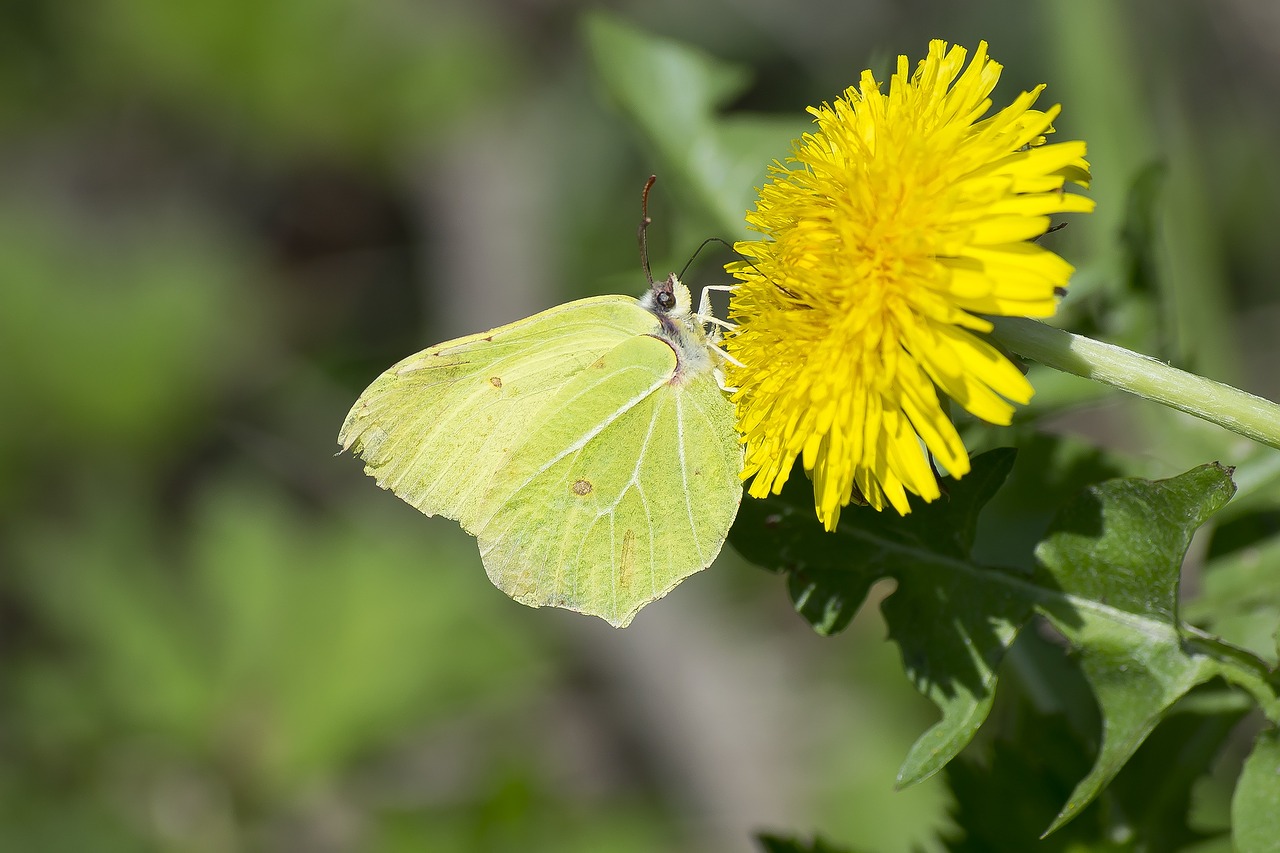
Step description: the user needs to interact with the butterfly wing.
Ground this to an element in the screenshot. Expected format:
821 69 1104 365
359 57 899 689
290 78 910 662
338 296 653 531
472 333 742 627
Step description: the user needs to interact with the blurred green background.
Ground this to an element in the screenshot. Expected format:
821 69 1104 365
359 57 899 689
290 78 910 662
2 1 1278 851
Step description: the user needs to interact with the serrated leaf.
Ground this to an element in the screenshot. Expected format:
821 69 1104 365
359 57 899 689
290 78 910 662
732 449 1030 786
732 457 1280 836
1031 464 1279 834
583 12 801 237
1233 727 1280 853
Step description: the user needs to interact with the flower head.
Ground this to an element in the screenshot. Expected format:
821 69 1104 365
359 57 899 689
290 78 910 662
725 40 1093 529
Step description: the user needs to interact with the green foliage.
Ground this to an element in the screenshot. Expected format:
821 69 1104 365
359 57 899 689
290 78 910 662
731 449 1280 841
1032 467 1277 830
11 478 541 791
1187 512 1280 663
84 0 512 158
584 13 801 240
587 15 1280 849
0 211 257 468
732 450 1026 791
937 615 1267 851
1233 728 1280 852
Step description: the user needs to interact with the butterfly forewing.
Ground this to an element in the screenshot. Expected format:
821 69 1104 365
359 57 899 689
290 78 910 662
473 333 741 627
339 296 654 529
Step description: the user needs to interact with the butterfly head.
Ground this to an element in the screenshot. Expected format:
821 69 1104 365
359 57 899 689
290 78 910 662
640 272 693 320
639 272 719 386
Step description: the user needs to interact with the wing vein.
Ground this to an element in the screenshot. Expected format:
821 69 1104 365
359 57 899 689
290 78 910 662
495 368 667 510
675 392 705 564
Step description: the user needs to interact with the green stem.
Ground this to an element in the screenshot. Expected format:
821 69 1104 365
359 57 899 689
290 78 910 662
987 316 1280 452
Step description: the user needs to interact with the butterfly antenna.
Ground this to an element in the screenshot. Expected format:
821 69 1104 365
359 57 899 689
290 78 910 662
638 175 657 287
689 238 806 305
678 236 735 280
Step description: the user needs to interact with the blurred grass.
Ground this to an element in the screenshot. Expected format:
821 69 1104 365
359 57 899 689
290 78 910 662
1 1 1278 851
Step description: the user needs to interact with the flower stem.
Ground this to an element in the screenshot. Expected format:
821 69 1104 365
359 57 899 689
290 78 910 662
988 316 1280 452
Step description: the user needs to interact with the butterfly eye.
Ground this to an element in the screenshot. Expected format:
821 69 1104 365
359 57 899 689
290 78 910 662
657 290 677 311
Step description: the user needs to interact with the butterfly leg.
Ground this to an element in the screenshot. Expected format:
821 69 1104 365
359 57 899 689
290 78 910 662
695 284 738 331
696 283 717 319
706 336 744 397
713 366 738 394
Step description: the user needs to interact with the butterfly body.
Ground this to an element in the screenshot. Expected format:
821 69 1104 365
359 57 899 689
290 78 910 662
339 275 742 627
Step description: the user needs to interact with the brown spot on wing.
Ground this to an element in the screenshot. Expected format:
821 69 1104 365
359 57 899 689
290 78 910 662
489 376 503 388
571 479 592 496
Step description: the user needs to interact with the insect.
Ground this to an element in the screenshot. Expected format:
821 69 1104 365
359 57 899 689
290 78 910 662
338 178 743 627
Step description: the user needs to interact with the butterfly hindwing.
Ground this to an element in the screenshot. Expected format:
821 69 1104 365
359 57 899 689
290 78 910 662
473 333 741 627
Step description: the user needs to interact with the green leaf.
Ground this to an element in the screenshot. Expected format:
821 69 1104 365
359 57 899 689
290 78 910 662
732 456 1280 836
732 449 1030 787
1233 727 1280 853
942 676 1241 852
942 709 1103 853
1106 702 1244 850
1032 463 1279 833
583 12 801 238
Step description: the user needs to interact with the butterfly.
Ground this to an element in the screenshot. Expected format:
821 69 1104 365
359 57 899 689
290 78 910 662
338 178 743 627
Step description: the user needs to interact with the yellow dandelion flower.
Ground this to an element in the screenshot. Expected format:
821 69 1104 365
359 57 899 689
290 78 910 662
725 40 1094 529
